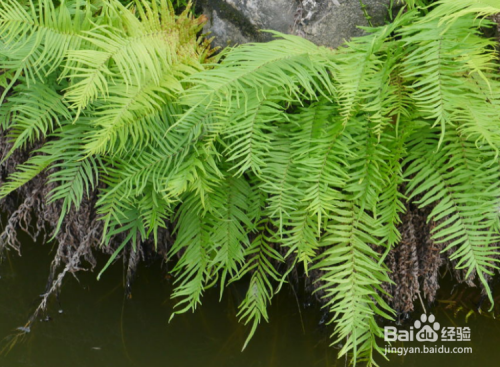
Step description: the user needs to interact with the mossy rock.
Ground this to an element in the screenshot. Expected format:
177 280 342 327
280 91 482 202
201 0 400 48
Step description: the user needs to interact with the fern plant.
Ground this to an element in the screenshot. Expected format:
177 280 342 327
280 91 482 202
0 0 212 239
1 0 500 366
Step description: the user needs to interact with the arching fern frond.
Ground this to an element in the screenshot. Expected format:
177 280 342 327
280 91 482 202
46 123 100 234
400 14 494 144
3 81 71 158
428 0 500 24
0 151 54 198
176 32 336 134
221 90 287 177
64 0 206 112
0 0 94 96
332 12 411 126
84 77 182 156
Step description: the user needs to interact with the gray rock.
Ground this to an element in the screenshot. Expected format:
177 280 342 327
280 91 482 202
201 0 399 49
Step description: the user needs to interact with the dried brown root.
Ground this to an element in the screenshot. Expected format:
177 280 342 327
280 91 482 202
0 130 172 334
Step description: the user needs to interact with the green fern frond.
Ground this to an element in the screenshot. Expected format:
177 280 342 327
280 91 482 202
400 15 494 144
169 192 214 314
332 13 411 126
64 0 205 112
176 32 336 134
344 118 390 215
236 222 284 350
376 124 413 250
221 91 287 177
0 0 93 94
170 174 252 311
314 199 394 366
458 73 500 151
260 132 302 231
97 203 149 280
47 125 100 234
84 78 182 156
3 81 71 158
0 152 54 198
291 101 349 228
206 175 252 294
405 125 500 304
428 0 500 24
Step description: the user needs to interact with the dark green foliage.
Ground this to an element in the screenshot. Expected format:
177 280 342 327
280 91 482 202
1 0 500 365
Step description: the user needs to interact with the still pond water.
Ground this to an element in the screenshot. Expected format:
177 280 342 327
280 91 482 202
1 232 499 367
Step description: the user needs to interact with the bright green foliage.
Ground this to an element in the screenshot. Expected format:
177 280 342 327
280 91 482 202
0 0 212 250
1 0 500 365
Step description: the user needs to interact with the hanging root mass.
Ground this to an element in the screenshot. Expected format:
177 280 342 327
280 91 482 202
0 131 168 331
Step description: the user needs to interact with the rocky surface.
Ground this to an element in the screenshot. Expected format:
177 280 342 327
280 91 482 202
200 0 399 49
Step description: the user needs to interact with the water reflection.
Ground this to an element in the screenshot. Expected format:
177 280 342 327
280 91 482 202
0 234 499 366
0 237 337 367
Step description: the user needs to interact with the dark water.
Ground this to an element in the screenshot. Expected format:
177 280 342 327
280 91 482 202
1 233 500 367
